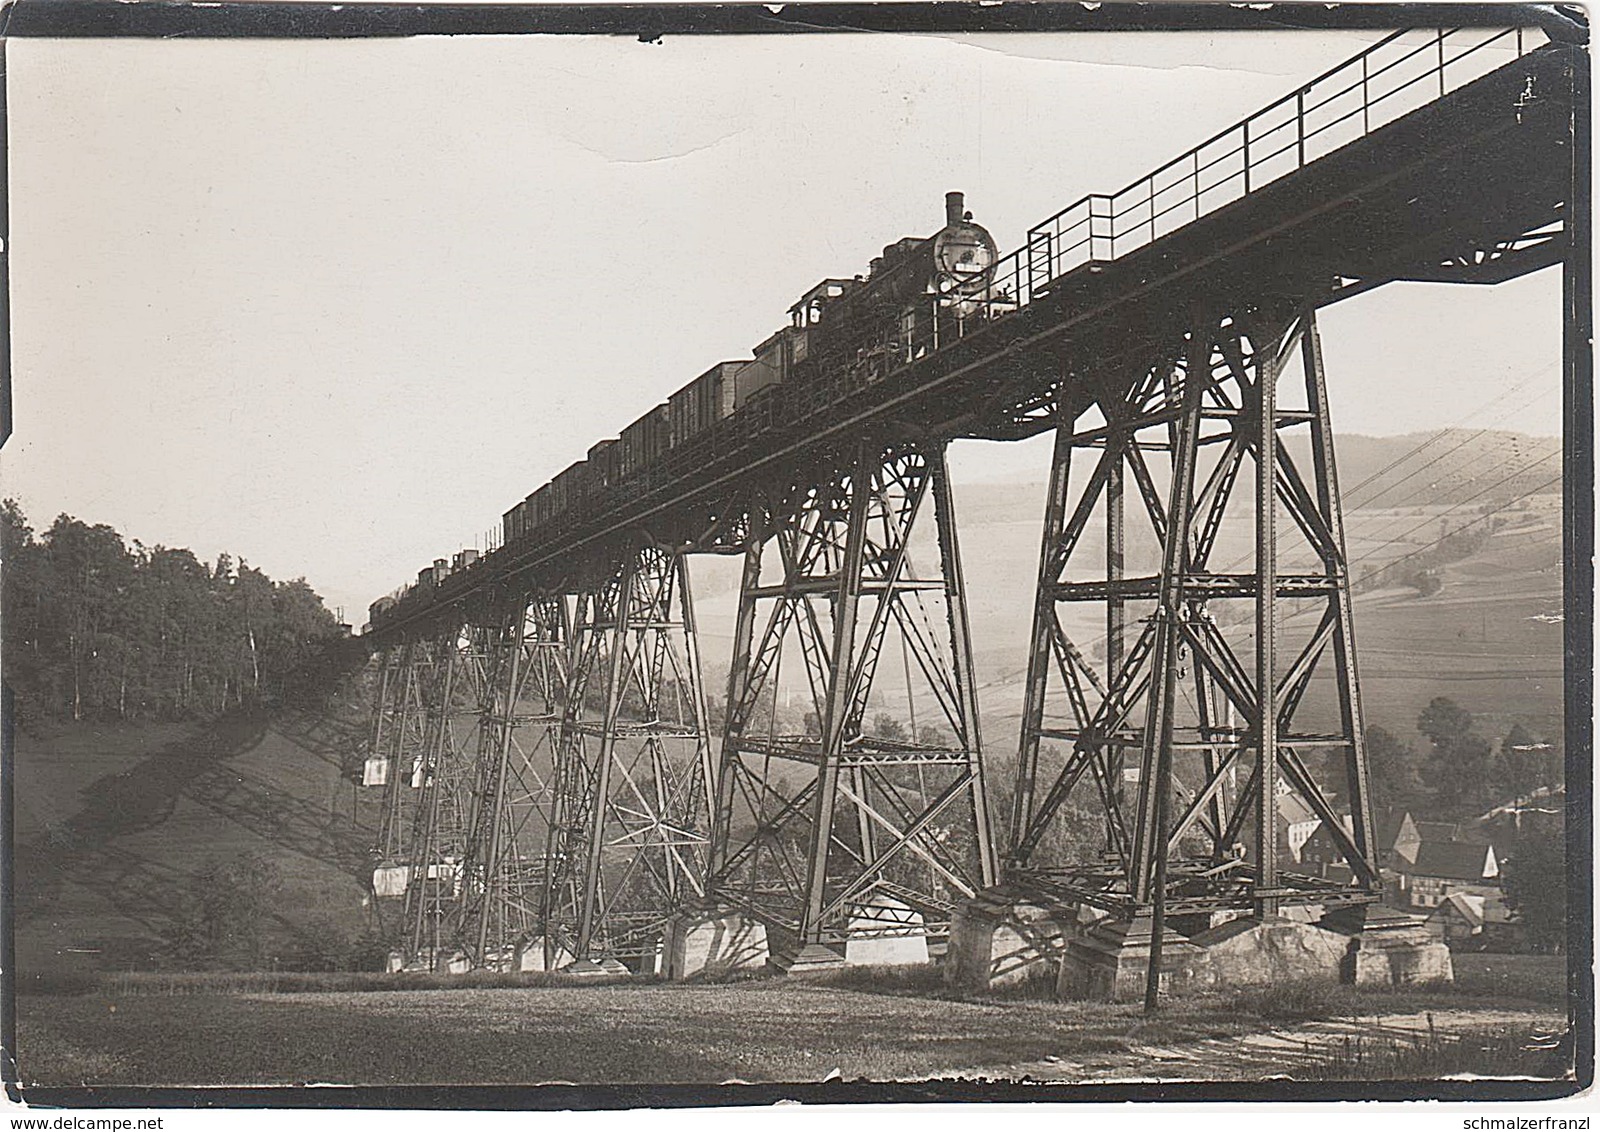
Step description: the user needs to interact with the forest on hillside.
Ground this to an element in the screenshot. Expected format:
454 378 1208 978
2 501 352 722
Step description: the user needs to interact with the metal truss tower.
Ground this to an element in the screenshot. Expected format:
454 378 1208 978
541 545 718 972
707 440 998 968
365 603 566 972
372 640 436 870
452 596 568 969
396 624 488 967
1007 303 1380 927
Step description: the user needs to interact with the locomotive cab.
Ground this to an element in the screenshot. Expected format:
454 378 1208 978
790 279 853 330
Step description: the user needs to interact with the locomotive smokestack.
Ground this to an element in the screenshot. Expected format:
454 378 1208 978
945 191 965 226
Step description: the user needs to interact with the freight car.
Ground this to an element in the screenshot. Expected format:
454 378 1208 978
504 501 527 545
588 439 622 491
549 459 591 522
668 361 744 449
620 404 671 483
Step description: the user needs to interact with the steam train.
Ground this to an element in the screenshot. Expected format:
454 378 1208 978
370 193 1004 629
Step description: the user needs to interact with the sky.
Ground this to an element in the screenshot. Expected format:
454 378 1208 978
4 28 1565 622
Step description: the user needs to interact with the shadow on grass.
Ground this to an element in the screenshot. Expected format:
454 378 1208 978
16 708 379 972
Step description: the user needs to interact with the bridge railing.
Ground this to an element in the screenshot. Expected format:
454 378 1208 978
988 25 1547 311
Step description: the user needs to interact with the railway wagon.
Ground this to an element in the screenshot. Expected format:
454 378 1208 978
452 549 480 571
668 361 745 449
529 484 555 532
549 459 591 522
415 558 449 588
503 501 528 545
588 439 622 491
620 404 671 482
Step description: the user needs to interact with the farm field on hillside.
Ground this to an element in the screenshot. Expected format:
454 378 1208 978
973 500 1563 745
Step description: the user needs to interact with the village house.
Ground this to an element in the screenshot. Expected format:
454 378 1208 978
1399 839 1500 909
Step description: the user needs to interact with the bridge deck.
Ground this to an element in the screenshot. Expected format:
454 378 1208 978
373 31 1577 640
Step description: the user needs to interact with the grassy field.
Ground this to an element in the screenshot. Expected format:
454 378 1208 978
14 954 1570 1087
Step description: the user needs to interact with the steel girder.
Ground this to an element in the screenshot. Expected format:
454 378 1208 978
705 440 998 961
1007 304 1380 920
540 545 718 969
372 640 439 869
364 605 565 971
397 624 489 967
449 598 567 969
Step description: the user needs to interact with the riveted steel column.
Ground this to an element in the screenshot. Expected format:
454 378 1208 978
1303 312 1378 887
1255 325 1282 919
709 523 765 887
929 442 997 888
476 604 526 962
800 444 872 947
576 563 635 959
1010 422 1074 860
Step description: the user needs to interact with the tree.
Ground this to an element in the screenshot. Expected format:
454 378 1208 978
1361 725 1424 809
1500 723 1561 798
871 713 908 743
1418 696 1474 749
0 502 347 722
1417 697 1501 814
40 516 135 720
1500 832 1567 953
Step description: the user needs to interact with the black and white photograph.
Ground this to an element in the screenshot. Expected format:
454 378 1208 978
1 2 1590 1107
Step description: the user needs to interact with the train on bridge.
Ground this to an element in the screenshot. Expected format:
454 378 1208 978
367 190 1004 630
356 23 1573 992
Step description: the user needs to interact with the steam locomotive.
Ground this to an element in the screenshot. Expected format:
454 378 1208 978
373 193 1004 628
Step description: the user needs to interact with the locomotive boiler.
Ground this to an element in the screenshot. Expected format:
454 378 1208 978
788 190 1002 386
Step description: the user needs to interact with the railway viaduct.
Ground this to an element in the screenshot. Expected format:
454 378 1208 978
360 22 1584 999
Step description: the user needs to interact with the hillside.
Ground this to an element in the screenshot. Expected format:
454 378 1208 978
954 440 1564 752
12 707 374 978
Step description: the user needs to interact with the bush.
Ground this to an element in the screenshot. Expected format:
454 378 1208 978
159 852 282 969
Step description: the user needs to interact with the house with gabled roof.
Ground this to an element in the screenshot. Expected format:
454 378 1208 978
1401 839 1499 909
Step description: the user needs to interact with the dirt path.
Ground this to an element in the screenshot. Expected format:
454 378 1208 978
955 1008 1569 1082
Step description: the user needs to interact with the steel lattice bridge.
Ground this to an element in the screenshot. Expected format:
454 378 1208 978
360 25 1578 984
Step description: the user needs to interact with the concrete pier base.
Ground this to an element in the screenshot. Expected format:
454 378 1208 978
515 936 574 972
843 894 929 966
562 957 631 978
1188 915 1350 985
945 887 1084 991
1055 903 1452 1002
663 912 770 980
769 942 848 974
1322 904 1454 986
1057 912 1212 1002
